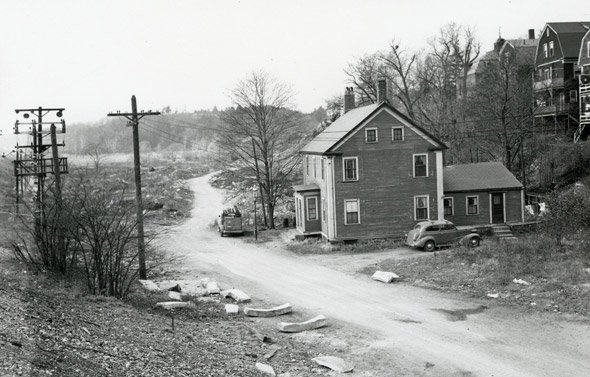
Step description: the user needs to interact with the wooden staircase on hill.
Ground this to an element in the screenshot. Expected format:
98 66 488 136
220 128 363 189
492 224 517 241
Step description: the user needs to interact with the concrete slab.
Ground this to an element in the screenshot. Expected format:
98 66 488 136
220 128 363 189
244 303 292 317
155 301 194 310
225 304 239 315
138 280 160 292
371 271 400 283
312 355 354 373
255 362 276 376
278 315 327 333
220 289 251 303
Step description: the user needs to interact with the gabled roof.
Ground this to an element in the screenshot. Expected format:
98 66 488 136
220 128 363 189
546 22 590 59
443 162 523 192
300 102 447 154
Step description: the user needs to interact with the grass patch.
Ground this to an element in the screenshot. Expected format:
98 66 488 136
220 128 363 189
287 237 402 255
360 235 590 316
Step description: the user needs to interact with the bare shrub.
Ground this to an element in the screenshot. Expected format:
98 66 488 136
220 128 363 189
12 168 163 298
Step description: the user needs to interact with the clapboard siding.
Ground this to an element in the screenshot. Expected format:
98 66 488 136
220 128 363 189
331 111 439 239
444 189 523 225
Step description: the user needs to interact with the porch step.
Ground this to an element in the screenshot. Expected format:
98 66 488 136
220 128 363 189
492 225 516 240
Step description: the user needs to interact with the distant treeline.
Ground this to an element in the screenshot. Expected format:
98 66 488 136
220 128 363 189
65 107 326 155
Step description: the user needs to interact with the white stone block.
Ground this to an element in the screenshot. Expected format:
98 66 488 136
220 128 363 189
278 315 327 333
244 303 292 317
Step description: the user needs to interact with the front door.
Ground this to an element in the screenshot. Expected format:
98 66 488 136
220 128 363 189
491 193 504 224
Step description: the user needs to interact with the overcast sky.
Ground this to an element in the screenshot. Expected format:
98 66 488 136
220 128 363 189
1 0 589 151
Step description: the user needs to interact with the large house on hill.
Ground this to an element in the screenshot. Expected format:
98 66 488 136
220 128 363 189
293 82 524 241
577 28 590 141
533 22 590 137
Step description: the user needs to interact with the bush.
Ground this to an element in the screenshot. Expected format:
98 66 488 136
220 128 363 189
13 168 160 298
542 187 590 245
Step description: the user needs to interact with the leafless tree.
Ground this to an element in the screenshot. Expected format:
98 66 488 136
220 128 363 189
465 49 533 171
218 71 304 229
343 53 386 106
379 39 424 120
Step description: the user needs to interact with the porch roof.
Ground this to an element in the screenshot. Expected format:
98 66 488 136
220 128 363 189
293 183 320 192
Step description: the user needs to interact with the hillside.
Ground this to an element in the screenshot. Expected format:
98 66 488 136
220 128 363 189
65 108 325 156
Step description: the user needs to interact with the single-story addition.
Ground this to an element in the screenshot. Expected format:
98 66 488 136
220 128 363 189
442 161 524 226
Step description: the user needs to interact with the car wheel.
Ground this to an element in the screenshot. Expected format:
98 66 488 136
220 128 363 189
469 237 480 248
423 240 436 252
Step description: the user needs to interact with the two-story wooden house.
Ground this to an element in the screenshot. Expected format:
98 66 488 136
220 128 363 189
576 28 590 141
533 22 590 136
293 82 448 241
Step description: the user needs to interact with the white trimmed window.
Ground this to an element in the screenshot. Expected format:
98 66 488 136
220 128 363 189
392 126 404 141
443 197 454 216
344 199 360 225
313 156 317 178
413 154 428 177
549 41 554 57
343 157 358 181
414 195 429 220
543 43 548 58
544 68 550 80
466 195 479 215
365 128 378 143
306 197 318 221
321 158 325 179
306 156 310 176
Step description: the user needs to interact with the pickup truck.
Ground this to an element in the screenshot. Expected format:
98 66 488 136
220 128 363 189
217 207 244 237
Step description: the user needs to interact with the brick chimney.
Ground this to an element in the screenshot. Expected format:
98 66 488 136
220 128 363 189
377 78 388 103
343 87 355 114
528 29 535 39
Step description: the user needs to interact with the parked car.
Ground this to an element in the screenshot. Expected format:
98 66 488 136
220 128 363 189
217 206 244 237
405 220 481 252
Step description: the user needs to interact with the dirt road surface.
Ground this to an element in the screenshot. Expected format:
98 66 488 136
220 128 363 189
161 173 590 376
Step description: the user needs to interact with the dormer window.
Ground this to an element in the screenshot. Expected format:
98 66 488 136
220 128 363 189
543 43 548 58
365 128 378 143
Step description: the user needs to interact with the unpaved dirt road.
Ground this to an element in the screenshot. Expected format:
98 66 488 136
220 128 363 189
162 173 590 376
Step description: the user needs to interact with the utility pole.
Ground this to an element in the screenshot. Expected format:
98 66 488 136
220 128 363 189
13 108 67 236
108 96 160 279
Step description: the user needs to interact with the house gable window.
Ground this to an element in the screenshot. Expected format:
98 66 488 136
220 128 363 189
414 195 429 220
543 43 548 58
466 195 479 215
344 199 360 225
365 128 378 143
413 154 428 177
306 197 318 221
313 156 317 178
306 156 310 176
443 197 454 216
343 157 358 181
548 41 554 57
321 158 325 179
570 90 578 103
392 126 404 141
